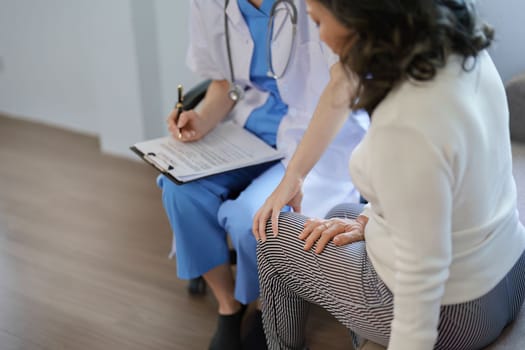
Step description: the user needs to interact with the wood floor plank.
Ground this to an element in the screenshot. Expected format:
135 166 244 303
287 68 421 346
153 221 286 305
0 328 45 350
0 115 353 349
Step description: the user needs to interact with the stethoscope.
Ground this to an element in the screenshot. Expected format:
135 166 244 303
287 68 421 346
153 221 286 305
224 0 298 101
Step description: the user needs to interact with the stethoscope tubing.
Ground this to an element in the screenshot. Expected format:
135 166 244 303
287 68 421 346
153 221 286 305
266 0 297 80
224 0 298 101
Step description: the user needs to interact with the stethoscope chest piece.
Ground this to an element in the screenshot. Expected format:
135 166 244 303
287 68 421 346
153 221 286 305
228 82 243 102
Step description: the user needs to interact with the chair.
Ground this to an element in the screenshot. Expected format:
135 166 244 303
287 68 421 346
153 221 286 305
506 72 525 143
357 302 525 350
180 80 211 111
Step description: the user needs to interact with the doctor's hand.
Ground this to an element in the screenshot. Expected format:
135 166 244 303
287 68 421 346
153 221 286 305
166 108 215 142
299 215 368 254
252 172 304 242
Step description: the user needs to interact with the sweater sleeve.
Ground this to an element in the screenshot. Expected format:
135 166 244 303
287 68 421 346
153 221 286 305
368 126 453 350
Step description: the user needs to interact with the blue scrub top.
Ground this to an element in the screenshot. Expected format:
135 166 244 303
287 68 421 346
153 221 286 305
238 0 288 147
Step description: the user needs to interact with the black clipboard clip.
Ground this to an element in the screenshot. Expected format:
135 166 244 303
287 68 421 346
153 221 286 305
129 146 184 184
144 152 174 172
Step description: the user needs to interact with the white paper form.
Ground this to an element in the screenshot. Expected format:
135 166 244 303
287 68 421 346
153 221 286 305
132 121 284 183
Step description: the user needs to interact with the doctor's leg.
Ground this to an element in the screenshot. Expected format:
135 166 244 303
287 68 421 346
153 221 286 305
157 174 231 280
218 162 286 304
158 175 242 343
157 164 271 281
158 163 275 350
217 163 286 349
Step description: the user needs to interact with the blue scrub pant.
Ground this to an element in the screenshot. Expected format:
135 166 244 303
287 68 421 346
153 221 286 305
157 161 285 304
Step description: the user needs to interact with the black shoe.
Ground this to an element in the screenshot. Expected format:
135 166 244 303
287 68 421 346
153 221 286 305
241 309 267 350
187 276 206 295
209 305 247 350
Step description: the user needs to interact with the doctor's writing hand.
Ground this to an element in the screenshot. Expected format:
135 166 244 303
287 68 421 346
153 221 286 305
167 108 214 142
252 172 304 242
299 215 368 254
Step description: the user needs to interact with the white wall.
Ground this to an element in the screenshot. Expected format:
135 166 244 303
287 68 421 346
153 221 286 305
0 0 145 158
479 0 525 83
90 0 145 157
0 0 523 157
0 0 101 135
154 0 198 136
129 0 199 140
130 0 164 140
0 0 197 158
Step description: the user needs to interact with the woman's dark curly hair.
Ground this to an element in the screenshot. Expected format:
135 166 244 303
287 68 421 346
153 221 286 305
314 0 494 114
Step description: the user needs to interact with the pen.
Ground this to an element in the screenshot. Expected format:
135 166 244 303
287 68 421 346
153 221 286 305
175 84 184 139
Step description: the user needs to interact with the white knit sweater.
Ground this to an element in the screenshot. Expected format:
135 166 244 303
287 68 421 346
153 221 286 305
350 51 525 350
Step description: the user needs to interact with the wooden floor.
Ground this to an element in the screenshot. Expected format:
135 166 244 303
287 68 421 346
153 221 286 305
0 115 352 350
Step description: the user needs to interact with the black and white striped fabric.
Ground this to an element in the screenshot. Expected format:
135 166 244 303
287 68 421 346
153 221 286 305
257 203 525 350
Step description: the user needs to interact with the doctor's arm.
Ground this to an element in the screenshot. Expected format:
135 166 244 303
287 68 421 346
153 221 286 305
252 62 358 240
167 79 235 142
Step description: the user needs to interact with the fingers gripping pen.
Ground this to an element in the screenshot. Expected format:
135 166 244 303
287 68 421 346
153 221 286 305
175 84 184 139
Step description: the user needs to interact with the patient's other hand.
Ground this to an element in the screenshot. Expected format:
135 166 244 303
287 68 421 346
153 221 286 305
299 215 368 254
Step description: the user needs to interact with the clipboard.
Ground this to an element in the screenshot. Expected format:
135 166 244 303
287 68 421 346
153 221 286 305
130 121 285 185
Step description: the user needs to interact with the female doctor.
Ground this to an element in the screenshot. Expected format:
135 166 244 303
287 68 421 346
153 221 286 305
157 0 367 349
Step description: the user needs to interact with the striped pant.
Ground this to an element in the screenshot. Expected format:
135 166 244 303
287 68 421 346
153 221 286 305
257 203 525 350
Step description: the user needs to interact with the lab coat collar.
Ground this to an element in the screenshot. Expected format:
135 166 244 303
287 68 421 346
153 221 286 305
223 0 248 34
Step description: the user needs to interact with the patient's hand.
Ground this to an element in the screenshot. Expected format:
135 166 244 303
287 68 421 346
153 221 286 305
299 215 368 254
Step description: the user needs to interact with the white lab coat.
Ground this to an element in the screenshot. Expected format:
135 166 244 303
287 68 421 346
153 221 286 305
187 0 369 218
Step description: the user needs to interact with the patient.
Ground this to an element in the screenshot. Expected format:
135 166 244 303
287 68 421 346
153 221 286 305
253 0 525 349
